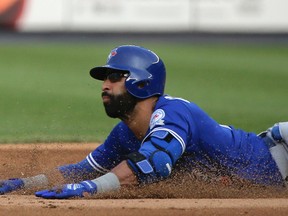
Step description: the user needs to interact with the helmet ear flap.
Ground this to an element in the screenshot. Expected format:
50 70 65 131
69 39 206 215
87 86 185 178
136 80 150 89
126 79 152 98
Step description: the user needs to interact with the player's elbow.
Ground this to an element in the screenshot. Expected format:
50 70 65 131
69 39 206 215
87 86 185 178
127 150 173 184
151 150 173 178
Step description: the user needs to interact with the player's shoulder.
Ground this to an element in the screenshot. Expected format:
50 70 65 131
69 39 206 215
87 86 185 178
108 121 139 145
112 121 139 138
156 95 196 109
154 95 202 119
158 94 189 103
111 121 130 133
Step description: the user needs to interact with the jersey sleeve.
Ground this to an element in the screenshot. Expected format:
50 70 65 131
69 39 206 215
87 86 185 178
143 96 193 154
87 122 141 171
59 122 141 180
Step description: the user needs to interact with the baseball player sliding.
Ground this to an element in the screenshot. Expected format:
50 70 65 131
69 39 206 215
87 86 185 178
1 45 288 199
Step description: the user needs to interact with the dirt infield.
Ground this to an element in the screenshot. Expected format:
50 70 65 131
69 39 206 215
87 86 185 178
1 143 288 216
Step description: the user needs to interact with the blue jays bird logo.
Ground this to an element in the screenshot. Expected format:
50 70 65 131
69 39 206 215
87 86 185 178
108 49 117 60
150 109 165 129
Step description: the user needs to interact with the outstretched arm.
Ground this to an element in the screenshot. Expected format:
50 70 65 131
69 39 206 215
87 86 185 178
35 130 184 199
111 160 137 185
0 151 110 195
0 168 65 195
34 160 137 199
0 136 125 195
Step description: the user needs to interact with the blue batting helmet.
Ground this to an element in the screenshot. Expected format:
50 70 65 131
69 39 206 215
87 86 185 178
90 45 166 99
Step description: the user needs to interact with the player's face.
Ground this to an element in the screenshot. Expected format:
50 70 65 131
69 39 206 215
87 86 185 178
101 72 138 119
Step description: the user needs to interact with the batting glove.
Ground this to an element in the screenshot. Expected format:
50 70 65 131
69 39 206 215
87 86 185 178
0 178 24 195
35 180 97 199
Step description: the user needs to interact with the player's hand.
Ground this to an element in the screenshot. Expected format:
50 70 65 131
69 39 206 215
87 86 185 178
0 178 24 195
35 180 97 199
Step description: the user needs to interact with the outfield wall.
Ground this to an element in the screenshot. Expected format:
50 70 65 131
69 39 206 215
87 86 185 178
2 0 288 32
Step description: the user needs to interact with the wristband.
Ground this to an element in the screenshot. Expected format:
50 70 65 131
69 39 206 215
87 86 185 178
91 172 120 194
22 174 49 189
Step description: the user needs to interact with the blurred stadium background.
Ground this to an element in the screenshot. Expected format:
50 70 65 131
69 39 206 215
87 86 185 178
1 0 288 33
0 0 288 143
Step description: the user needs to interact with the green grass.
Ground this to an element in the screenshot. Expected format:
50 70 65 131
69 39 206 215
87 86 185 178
1 42 288 143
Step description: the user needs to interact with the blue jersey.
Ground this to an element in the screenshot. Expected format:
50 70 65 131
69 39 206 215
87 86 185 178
80 95 283 185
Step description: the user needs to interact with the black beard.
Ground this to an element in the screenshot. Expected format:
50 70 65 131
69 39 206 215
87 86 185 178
102 91 138 119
